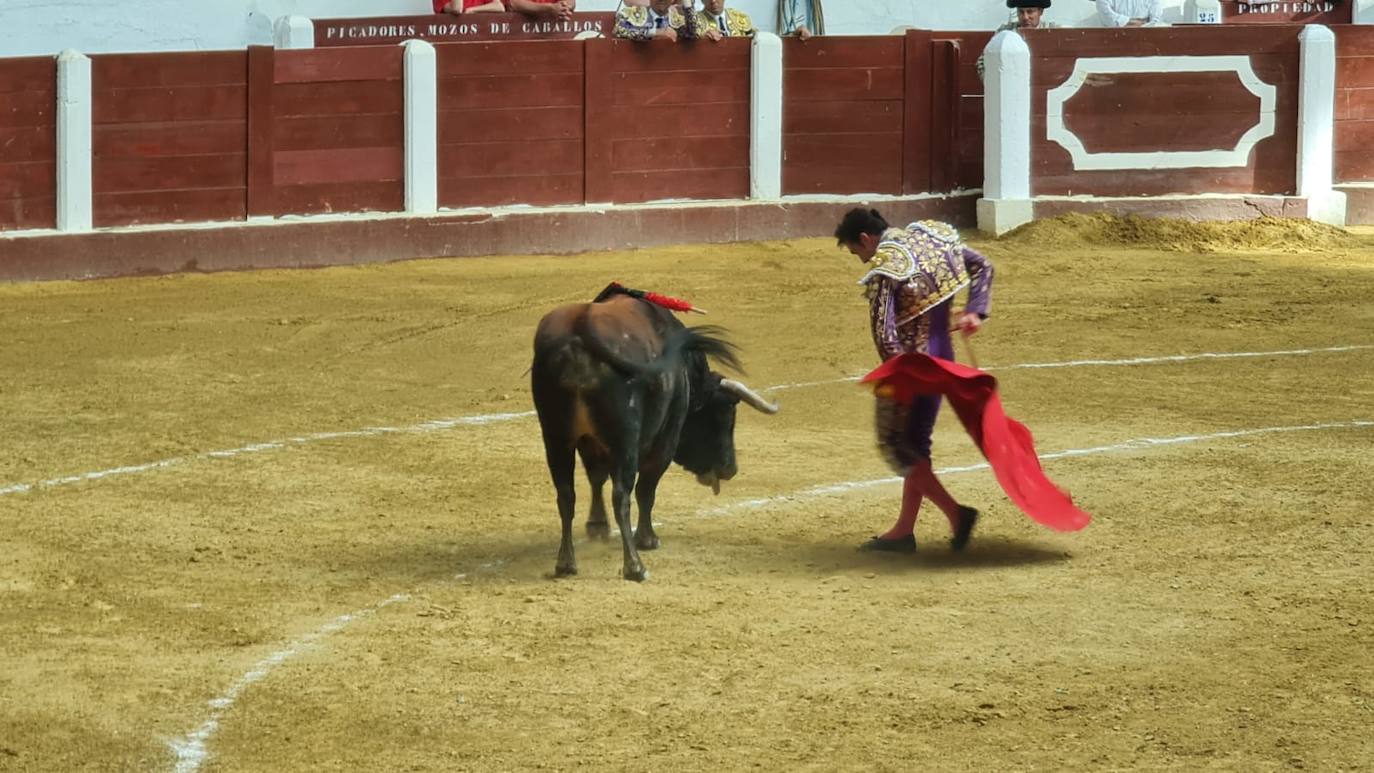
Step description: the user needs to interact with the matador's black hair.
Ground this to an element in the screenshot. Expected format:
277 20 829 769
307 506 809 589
834 208 890 246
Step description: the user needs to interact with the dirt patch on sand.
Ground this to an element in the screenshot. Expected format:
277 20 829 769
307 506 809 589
1000 212 1358 253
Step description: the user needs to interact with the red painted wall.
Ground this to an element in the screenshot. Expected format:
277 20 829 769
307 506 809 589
254 46 405 216
91 51 248 227
1335 25 1374 184
1028 27 1299 197
783 36 907 195
586 38 752 204
437 41 585 208
0 57 56 231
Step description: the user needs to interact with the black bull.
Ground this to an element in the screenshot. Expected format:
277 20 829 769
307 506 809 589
531 295 778 581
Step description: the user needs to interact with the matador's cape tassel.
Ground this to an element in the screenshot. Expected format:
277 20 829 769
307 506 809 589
594 282 708 315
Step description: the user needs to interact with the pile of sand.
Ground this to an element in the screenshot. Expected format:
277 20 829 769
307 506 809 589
999 213 1356 253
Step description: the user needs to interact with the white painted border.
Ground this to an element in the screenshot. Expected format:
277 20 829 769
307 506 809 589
55 49 92 233
1045 56 1277 171
402 39 439 215
750 31 784 201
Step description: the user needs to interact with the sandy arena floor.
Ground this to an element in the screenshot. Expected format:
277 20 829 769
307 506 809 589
1 216 1372 772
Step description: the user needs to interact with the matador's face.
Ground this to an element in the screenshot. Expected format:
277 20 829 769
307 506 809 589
844 233 881 263
704 0 726 14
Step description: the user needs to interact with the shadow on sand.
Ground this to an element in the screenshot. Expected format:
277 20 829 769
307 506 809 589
784 536 1074 575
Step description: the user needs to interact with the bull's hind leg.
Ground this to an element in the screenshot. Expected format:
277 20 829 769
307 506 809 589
631 457 670 551
578 441 611 540
543 442 579 578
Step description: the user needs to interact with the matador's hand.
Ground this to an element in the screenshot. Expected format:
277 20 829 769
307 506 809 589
953 311 983 336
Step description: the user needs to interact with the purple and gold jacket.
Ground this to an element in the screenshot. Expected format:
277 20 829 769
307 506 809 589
859 221 994 362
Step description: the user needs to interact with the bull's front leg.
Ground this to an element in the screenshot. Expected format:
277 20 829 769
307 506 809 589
612 462 648 582
632 460 669 551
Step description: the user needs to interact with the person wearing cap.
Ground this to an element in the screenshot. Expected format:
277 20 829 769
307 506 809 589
696 0 755 41
614 0 699 41
977 0 1058 80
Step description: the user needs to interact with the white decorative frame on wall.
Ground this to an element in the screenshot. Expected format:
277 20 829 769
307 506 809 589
1045 55 1277 171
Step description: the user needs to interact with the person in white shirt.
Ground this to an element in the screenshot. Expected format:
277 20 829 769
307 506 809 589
1096 0 1163 27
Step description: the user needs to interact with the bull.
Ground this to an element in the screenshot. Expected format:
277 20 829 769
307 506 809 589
531 293 778 581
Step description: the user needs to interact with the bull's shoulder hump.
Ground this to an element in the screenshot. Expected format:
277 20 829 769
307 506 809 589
534 303 592 342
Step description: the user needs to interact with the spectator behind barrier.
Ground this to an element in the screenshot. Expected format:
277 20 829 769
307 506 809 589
434 0 506 13
614 0 697 41
509 0 577 20
977 0 1059 81
697 0 755 41
1096 0 1163 26
778 0 823 40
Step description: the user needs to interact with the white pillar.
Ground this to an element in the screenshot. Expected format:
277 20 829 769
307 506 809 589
56 49 92 233
976 30 1033 236
273 16 315 49
1297 25 1346 226
1356 0 1374 24
750 31 783 201
403 39 439 215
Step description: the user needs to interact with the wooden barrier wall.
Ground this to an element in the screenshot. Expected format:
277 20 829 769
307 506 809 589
783 35 909 195
1335 25 1374 183
253 46 405 216
932 31 992 192
0 57 56 230
1028 27 1300 197
780 31 987 197
91 52 248 227
6 26 1373 235
587 39 752 204
438 41 584 208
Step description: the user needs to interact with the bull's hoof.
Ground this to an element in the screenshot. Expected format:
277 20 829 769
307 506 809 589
555 564 578 578
623 567 649 582
586 521 611 540
633 532 661 551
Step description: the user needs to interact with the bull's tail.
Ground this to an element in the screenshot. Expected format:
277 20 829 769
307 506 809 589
574 315 741 377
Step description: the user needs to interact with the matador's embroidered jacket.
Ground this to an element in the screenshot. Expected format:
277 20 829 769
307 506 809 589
696 7 755 36
614 5 697 40
859 220 994 362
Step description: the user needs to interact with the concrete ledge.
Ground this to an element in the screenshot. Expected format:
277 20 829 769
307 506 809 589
1032 195 1311 222
1336 184 1374 225
976 198 1033 236
0 195 977 283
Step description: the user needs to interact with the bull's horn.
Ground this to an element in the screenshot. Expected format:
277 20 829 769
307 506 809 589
720 379 780 415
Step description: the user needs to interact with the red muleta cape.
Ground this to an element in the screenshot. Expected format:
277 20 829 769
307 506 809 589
862 353 1091 532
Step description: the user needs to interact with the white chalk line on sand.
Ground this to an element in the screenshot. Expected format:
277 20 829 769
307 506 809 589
167 593 412 773
763 343 1374 392
165 559 507 773
0 412 537 498
163 417 1371 772
2 343 1370 501
702 418 1374 516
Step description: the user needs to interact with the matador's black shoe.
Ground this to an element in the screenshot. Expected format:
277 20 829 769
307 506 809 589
951 506 979 552
859 534 916 553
